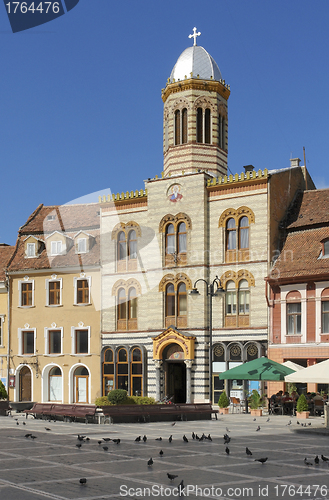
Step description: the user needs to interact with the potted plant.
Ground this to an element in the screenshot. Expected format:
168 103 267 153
218 391 230 414
296 393 310 419
249 390 263 417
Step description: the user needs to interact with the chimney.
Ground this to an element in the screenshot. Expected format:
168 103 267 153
290 158 301 168
243 165 254 173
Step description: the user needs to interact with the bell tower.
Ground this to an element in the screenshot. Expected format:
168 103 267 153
162 28 230 178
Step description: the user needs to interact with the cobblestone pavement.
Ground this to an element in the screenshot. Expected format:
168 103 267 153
0 412 329 500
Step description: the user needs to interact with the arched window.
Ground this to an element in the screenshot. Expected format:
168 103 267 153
177 282 187 317
128 230 137 260
117 287 138 331
165 224 175 255
174 108 188 145
205 108 211 144
117 348 128 391
225 216 250 262
196 107 211 144
182 108 187 143
238 279 250 326
131 347 143 396
177 222 187 254
103 348 114 396
74 366 89 403
225 280 250 328
166 283 175 322
49 366 62 402
239 217 249 249
196 107 203 143
118 231 126 261
321 288 329 334
175 110 180 145
226 218 236 250
218 115 226 150
165 282 187 328
165 221 188 266
286 291 301 335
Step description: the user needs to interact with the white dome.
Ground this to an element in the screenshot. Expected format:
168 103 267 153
169 45 222 83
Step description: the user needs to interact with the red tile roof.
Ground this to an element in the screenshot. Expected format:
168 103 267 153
287 189 329 229
0 245 15 281
270 226 329 281
7 204 100 273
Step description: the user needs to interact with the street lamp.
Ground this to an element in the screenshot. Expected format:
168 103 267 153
190 276 225 404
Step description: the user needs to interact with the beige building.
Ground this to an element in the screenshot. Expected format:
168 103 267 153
99 32 315 403
0 244 15 391
6 203 101 404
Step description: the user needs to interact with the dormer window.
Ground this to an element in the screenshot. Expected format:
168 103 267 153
51 241 62 256
77 238 87 254
27 243 35 257
319 239 329 259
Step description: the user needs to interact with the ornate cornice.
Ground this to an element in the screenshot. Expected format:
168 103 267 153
162 78 230 103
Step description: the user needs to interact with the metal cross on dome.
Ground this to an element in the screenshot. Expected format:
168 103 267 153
188 27 201 46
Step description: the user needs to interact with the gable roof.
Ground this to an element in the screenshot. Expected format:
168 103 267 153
286 189 329 230
0 244 15 281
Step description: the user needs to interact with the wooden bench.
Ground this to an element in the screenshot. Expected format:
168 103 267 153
101 403 218 424
24 403 97 423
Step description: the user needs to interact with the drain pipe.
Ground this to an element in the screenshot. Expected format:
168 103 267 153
5 271 10 401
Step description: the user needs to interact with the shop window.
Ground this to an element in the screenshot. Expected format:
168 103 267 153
103 348 114 396
49 366 62 401
131 347 143 396
117 348 128 391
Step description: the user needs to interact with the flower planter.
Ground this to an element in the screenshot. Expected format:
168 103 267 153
296 411 310 419
219 407 230 414
250 408 262 417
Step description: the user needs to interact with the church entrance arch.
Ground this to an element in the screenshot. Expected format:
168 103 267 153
163 344 186 403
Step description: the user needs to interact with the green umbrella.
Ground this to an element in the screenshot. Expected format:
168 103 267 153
218 357 295 381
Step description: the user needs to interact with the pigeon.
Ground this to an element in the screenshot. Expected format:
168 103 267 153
45 427 51 431
192 432 195 440
255 457 268 463
147 457 153 466
226 427 230 432
224 436 230 444
24 433 32 438
22 422 26 425
159 450 164 456
171 422 176 426
16 422 19 425
297 421 300 425
167 473 178 481
286 420 291 426
98 440 102 445
135 436 141 442
102 446 108 451
77 435 85 441
266 418 270 422
246 447 252 456
30 435 37 440
143 435 147 442
103 438 111 442
76 443 82 449
207 434 212 441
256 426 261 431
112 439 120 444
177 480 185 497
308 422 312 426
321 454 329 462
315 455 319 464
304 458 313 466
86 437 90 441
155 437 162 441
183 435 188 443
253 418 256 421
195 434 200 440
79 478 87 485
225 446 230 455
168 435 172 443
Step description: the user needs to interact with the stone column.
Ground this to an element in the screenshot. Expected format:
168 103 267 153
184 360 193 403
154 360 163 402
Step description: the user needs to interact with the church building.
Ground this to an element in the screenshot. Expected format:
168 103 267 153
99 29 313 404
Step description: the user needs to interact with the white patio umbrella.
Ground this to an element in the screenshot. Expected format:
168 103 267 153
282 361 304 372
285 359 329 383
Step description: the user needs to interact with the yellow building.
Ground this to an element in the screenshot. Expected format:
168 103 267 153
6 203 101 404
0 244 15 392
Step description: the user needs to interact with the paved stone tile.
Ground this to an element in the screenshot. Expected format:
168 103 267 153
0 413 329 499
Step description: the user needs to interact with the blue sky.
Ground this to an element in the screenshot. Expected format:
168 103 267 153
1 0 329 244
